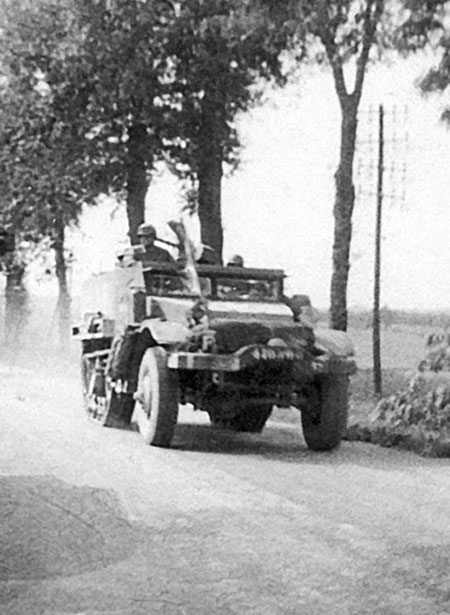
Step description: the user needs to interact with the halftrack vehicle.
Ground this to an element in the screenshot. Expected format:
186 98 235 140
74 238 356 451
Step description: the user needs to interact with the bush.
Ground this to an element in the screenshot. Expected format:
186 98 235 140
347 372 450 456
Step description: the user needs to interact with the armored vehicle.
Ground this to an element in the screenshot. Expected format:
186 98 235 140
74 240 356 451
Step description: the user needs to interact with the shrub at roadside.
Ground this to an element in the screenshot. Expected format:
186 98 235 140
347 331 450 457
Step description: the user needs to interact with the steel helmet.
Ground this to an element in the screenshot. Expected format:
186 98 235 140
137 223 157 237
227 254 244 267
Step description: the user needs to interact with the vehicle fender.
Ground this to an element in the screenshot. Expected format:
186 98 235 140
139 318 191 346
314 327 355 358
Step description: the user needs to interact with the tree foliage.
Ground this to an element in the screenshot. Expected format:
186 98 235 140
0 0 86 232
0 0 94 343
395 0 448 52
1 0 293 258
71 0 184 244
161 0 293 258
396 1 450 121
5 0 441 337
165 0 290 171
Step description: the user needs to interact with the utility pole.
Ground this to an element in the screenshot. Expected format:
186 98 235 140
373 105 384 398
355 103 408 398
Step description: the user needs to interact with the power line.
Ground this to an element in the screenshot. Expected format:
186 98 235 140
355 104 409 210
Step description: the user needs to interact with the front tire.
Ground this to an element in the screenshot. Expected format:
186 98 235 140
134 347 179 447
301 375 349 451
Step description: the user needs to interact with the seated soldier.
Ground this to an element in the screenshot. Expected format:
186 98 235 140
226 254 244 267
134 223 176 264
217 254 249 298
285 294 318 327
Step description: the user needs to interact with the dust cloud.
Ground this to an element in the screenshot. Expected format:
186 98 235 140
0 288 80 380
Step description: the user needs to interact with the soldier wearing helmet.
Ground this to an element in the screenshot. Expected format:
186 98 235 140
135 223 175 264
226 254 244 268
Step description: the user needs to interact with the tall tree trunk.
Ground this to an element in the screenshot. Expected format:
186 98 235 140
53 222 71 349
126 123 149 246
329 101 358 332
322 0 383 332
197 93 224 262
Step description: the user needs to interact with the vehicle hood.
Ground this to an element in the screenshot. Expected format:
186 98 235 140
146 296 314 351
146 296 354 358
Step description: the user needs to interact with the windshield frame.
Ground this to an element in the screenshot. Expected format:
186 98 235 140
141 263 285 303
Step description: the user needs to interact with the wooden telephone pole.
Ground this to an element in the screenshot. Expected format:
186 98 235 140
373 105 384 398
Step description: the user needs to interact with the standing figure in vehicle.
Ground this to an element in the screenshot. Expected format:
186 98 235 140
134 223 176 264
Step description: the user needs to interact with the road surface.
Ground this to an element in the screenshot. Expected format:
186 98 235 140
1 360 450 615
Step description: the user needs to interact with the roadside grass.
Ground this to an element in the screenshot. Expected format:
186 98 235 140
347 324 429 425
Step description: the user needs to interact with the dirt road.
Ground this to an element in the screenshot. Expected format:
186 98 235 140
1 360 450 615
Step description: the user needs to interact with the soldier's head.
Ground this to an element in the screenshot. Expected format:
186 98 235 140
226 254 244 268
137 223 157 250
286 294 315 324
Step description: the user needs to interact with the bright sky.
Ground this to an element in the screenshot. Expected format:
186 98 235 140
66 53 450 311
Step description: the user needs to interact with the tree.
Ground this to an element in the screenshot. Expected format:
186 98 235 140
0 0 185 343
1 0 295 269
163 0 293 259
0 0 95 345
290 1 385 331
0 0 180 243
74 0 181 245
292 1 450 331
0 95 83 346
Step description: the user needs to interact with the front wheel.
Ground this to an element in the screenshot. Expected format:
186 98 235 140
134 347 179 447
300 375 349 451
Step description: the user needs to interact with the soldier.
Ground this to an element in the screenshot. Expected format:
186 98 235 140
226 254 244 267
134 223 176 264
285 294 318 327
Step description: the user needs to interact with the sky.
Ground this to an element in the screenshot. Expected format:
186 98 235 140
64 53 450 312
